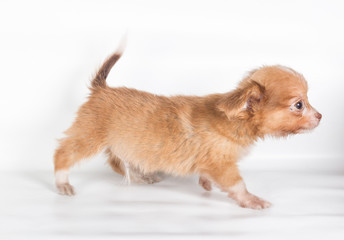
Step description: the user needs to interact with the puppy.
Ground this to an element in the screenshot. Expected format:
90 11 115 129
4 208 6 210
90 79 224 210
54 46 321 209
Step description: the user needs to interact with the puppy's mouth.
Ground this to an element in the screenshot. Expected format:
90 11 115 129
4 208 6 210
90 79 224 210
296 123 320 133
295 116 321 133
295 127 311 134
278 125 317 136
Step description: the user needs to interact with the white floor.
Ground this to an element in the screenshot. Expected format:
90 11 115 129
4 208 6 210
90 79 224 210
1 169 344 240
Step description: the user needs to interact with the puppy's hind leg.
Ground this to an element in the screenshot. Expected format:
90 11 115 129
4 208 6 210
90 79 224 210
129 166 163 185
105 149 131 184
54 136 106 196
106 149 162 184
106 148 125 176
55 169 74 196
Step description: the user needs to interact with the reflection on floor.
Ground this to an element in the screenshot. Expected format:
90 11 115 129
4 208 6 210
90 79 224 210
1 170 344 239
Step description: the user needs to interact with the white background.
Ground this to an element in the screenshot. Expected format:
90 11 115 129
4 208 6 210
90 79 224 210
1 1 344 240
1 0 344 172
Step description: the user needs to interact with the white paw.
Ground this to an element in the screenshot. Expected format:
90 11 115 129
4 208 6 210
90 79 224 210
56 183 75 196
138 174 162 184
129 171 163 184
238 193 271 210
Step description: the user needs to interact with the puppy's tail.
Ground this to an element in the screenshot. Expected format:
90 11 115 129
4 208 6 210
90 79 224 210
91 38 126 89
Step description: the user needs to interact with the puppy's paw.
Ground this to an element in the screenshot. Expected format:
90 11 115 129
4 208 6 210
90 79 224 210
199 176 212 191
140 174 162 184
237 194 271 210
56 183 75 196
130 172 162 184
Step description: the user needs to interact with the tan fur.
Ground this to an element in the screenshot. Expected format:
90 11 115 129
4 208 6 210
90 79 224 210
54 48 321 209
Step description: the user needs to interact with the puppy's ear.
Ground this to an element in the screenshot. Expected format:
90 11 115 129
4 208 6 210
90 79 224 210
217 81 265 119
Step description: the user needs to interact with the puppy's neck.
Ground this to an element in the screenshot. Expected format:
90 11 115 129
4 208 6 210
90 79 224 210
203 94 264 146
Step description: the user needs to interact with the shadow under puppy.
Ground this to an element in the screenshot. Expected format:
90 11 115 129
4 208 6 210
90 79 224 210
54 47 322 209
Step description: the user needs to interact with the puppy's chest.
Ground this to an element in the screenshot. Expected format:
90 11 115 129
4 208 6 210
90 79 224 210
159 128 242 163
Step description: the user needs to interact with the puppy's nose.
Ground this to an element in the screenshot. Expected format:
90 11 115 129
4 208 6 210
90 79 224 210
315 112 322 120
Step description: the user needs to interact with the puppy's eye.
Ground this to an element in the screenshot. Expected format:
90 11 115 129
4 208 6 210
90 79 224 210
295 101 303 110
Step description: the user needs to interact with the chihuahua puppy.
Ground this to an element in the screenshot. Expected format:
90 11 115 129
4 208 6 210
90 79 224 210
54 46 321 209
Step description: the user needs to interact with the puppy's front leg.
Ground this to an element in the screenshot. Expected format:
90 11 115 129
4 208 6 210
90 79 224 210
227 180 271 209
199 175 212 191
203 164 271 209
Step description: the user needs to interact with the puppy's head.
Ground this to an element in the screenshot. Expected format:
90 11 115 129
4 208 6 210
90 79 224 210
218 65 322 137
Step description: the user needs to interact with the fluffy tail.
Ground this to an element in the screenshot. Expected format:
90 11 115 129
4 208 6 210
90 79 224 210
91 40 126 89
